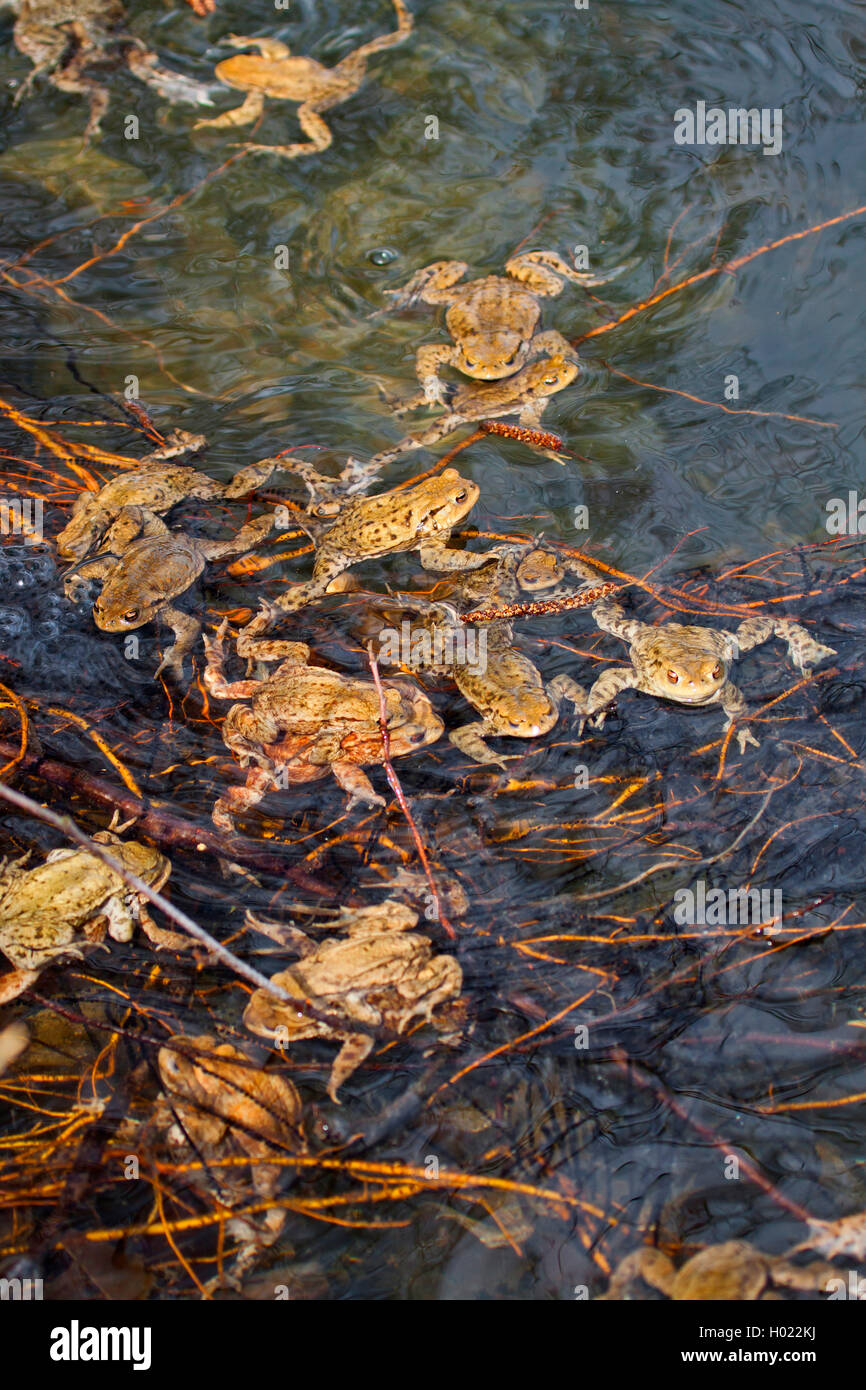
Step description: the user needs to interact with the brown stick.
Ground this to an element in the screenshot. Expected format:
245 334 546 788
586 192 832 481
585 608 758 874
0 736 331 896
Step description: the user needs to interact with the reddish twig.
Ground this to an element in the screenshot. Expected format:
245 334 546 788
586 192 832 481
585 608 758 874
366 643 455 939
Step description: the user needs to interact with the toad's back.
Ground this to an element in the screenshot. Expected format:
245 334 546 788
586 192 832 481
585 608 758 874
215 54 343 103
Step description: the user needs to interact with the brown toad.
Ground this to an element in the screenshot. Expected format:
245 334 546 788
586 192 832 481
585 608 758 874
243 900 462 1101
237 467 513 642
578 597 836 753
202 618 443 829
64 504 275 678
0 829 183 1003
376 601 583 768
354 354 579 479
600 1241 843 1302
194 0 412 160
8 0 216 143
153 1034 305 1289
56 433 281 561
385 249 604 404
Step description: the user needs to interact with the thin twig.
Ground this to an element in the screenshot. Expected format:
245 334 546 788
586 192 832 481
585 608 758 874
366 642 455 939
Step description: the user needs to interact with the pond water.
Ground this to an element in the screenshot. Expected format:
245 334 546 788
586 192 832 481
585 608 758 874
1 0 865 1301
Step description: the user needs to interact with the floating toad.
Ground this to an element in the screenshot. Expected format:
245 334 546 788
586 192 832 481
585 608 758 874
355 355 579 478
0 829 182 1003
243 900 463 1101
64 504 275 678
194 0 412 160
376 601 584 768
202 618 443 828
386 250 604 404
56 434 281 561
238 467 514 640
578 598 836 753
153 1034 305 1288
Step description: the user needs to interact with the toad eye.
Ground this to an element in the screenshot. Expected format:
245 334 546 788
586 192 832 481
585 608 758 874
453 490 468 503
543 374 558 386
711 661 723 680
504 351 518 365
123 609 139 623
666 669 679 684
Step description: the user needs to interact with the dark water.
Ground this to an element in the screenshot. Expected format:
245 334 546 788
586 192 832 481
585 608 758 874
1 0 865 1299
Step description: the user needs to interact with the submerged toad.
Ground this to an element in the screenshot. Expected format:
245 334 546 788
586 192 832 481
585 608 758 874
65 504 274 678
56 437 280 562
8 0 215 143
578 598 836 753
243 900 463 1101
376 601 583 768
600 1241 843 1302
0 829 182 1003
386 250 604 403
154 1034 305 1288
238 467 513 640
202 618 443 828
356 355 579 478
194 0 412 160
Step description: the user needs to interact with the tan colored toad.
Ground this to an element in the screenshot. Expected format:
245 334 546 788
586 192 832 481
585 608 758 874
578 598 836 753
57 436 279 562
202 618 443 828
243 900 463 1101
357 355 579 477
0 830 182 1003
237 467 513 640
386 249 605 403
376 601 583 768
194 0 412 160
154 1033 305 1288
65 504 274 679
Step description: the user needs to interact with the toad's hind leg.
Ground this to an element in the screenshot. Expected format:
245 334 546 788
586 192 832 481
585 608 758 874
213 766 279 832
240 102 332 160
137 905 190 952
727 617 836 676
334 0 414 78
505 249 609 294
194 89 265 131
576 667 640 731
330 761 386 810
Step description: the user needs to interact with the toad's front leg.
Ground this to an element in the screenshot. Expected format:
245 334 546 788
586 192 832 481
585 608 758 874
592 598 645 645
575 666 640 732
194 89 265 131
411 344 459 408
329 761 386 810
449 720 519 770
154 605 201 680
547 673 585 716
716 679 760 753
63 554 115 601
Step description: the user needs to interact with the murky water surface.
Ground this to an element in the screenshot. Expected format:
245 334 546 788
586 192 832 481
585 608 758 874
1 0 865 1299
